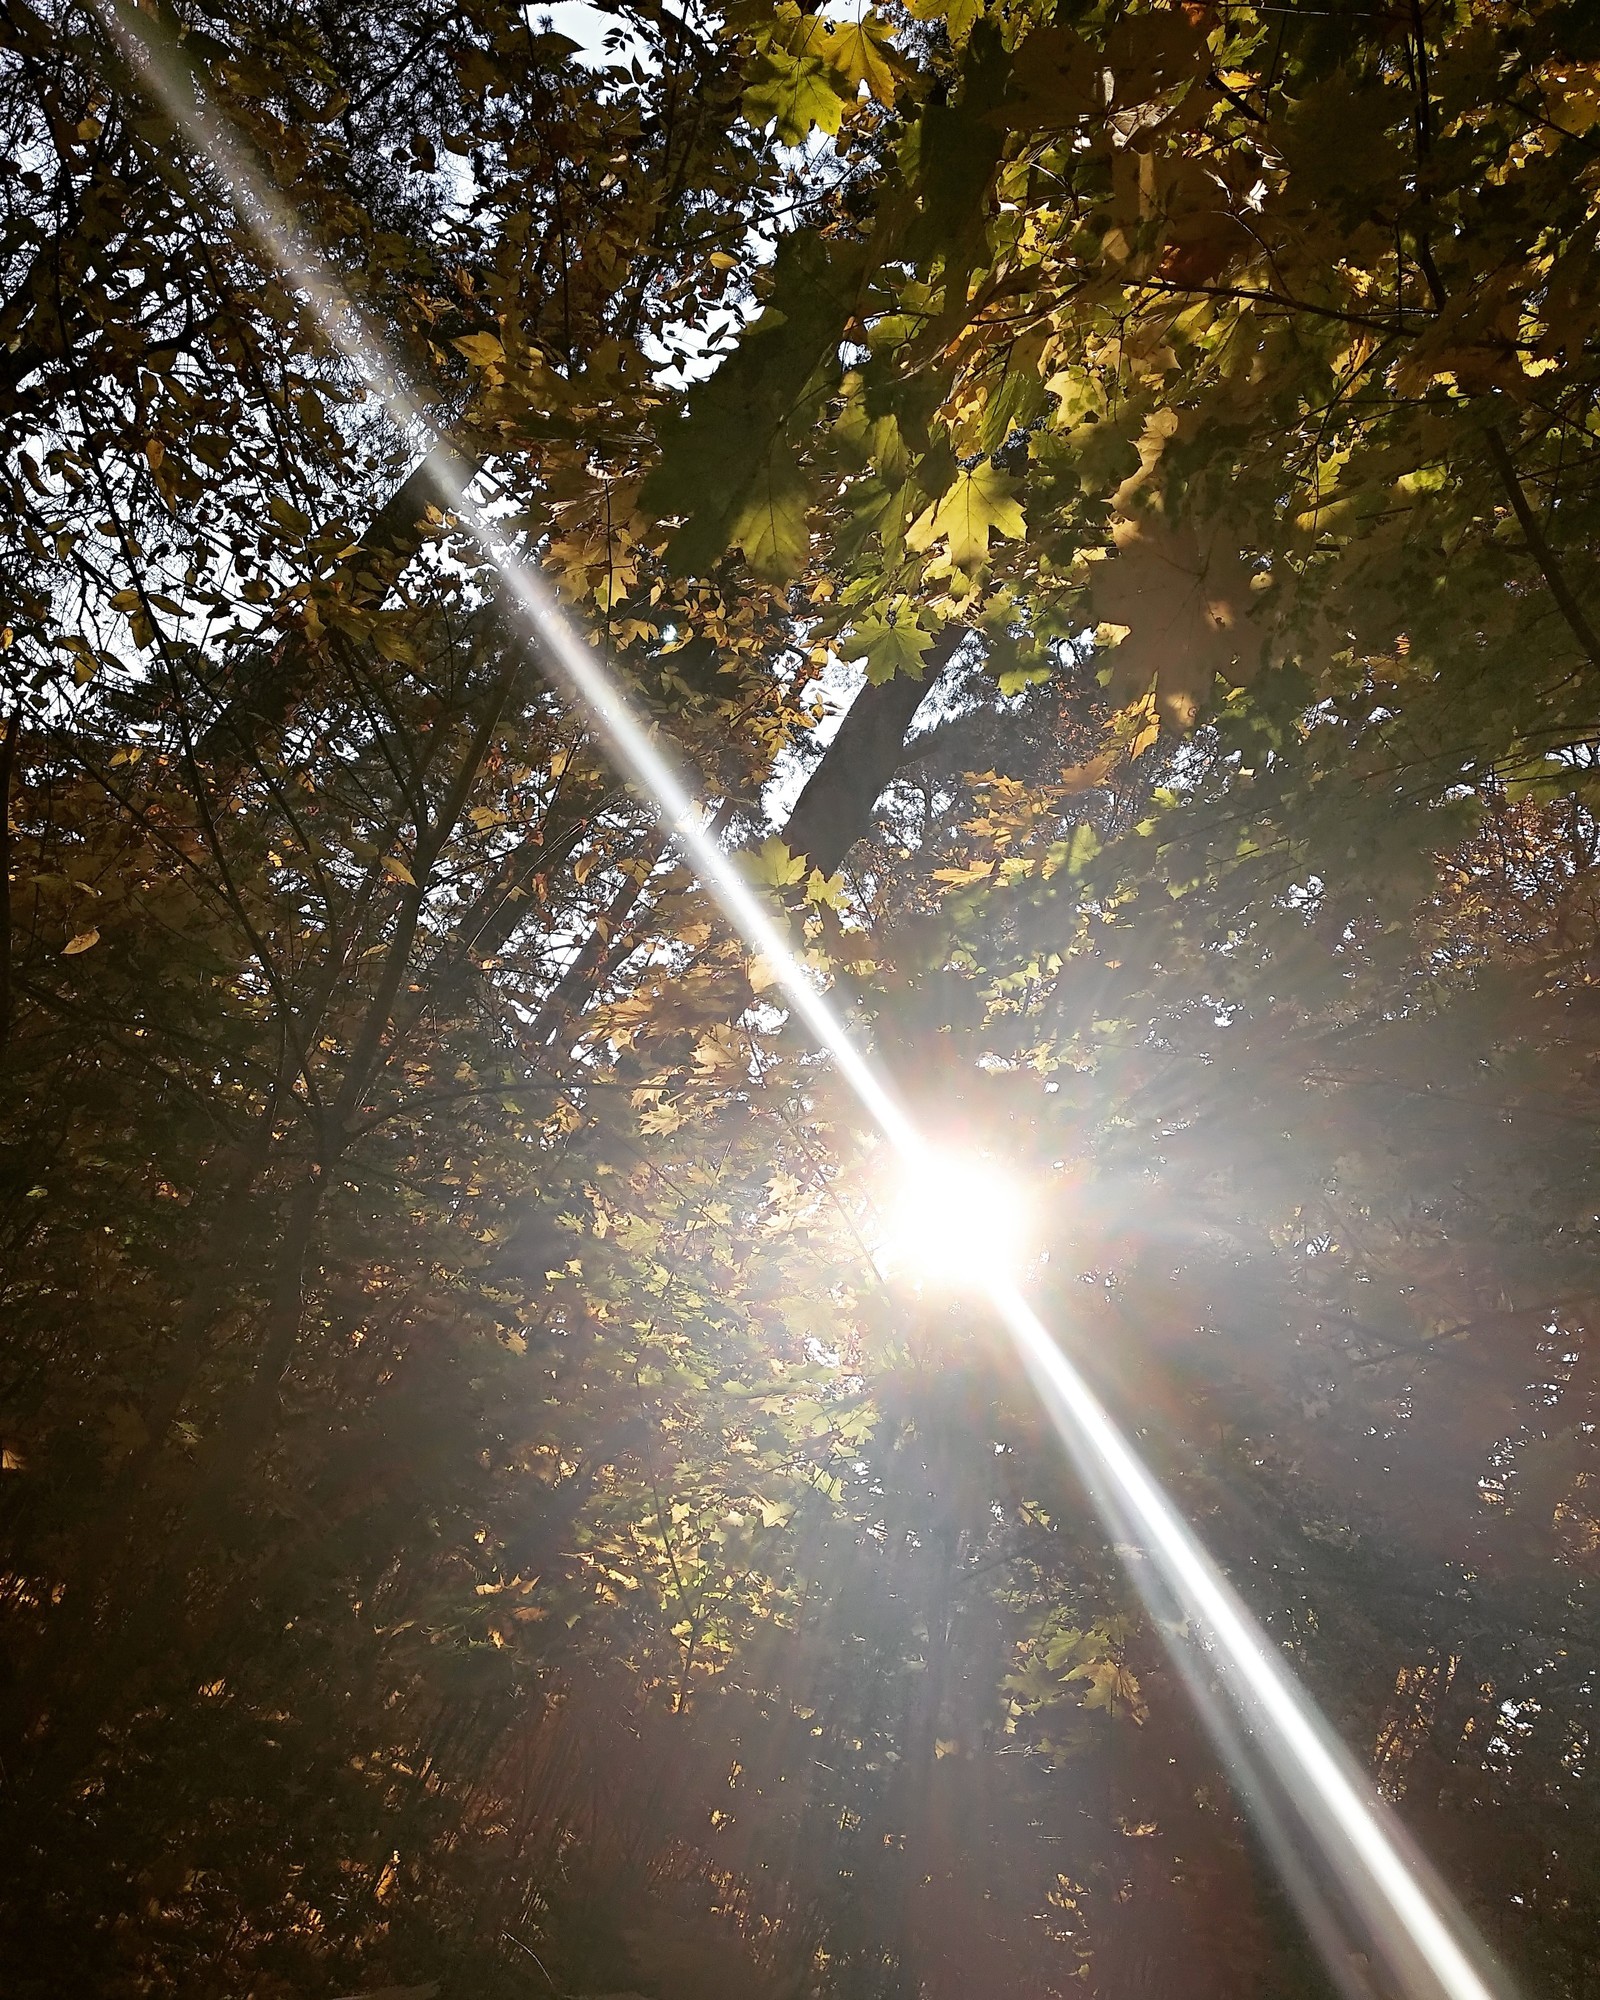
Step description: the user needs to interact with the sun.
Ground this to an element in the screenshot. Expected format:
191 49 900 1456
876 1146 1035 1294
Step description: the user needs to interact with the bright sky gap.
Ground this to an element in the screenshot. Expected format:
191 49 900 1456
96 6 1507 1995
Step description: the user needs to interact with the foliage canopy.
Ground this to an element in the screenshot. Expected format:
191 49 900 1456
5 0 1600 1995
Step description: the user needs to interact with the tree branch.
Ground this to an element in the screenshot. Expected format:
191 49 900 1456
1482 422 1600 673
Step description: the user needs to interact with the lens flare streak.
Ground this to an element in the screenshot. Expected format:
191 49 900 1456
96 9 1508 1996
996 1284 1499 2000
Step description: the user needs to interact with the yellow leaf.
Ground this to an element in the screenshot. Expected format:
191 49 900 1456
694 1029 743 1074
903 0 982 44
1060 748 1119 793
745 835 807 889
381 855 417 885
1091 516 1254 725
452 331 505 368
818 18 900 102
804 867 847 909
62 929 100 956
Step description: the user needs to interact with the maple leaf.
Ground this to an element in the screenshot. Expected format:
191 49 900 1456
745 836 807 889
1089 516 1256 727
804 867 847 908
1002 24 1098 130
902 0 983 46
1046 824 1100 879
845 614 933 683
643 234 865 574
1067 1656 1147 1723
788 16 899 103
638 1100 685 1136
730 444 810 581
742 47 849 145
693 1028 743 1075
907 462 1026 572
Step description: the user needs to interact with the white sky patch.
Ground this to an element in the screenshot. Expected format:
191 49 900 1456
534 0 653 68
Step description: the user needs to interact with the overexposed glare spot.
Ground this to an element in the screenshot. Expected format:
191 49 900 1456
877 1148 1034 1293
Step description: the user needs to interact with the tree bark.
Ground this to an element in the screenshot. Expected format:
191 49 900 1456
781 629 967 876
0 709 18 1063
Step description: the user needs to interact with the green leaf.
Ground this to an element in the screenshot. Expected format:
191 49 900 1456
903 21 1011 272
1060 823 1100 876
845 614 934 684
729 444 810 582
837 475 916 563
643 234 868 574
742 47 850 145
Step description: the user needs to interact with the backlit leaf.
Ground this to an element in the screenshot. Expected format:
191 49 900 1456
745 836 807 888
845 614 934 683
742 47 849 145
907 462 1025 571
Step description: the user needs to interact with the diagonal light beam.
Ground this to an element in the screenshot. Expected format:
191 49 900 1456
94 7 1510 1996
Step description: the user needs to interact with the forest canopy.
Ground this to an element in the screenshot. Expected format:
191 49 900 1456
4 0 1600 1995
